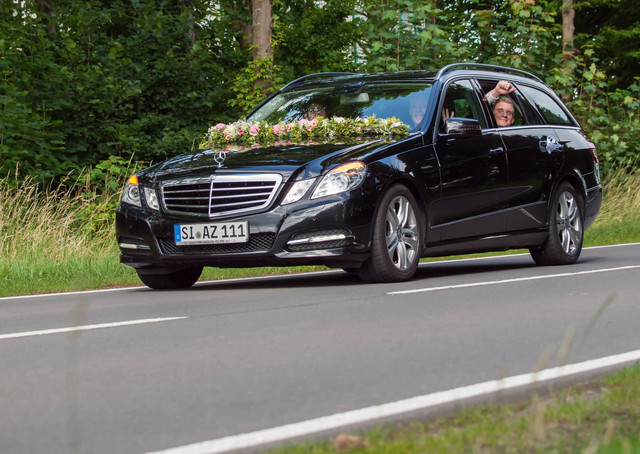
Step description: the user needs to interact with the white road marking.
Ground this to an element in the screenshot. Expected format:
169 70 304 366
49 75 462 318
0 317 189 341
148 349 640 454
388 265 640 295
0 286 147 301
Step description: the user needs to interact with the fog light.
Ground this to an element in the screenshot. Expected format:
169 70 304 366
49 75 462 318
118 240 151 250
288 232 349 246
287 229 354 251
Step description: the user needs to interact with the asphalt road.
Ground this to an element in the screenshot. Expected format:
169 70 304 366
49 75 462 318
1 243 639 453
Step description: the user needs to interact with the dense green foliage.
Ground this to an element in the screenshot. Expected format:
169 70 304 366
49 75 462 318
1 0 241 181
1 0 638 186
575 0 640 90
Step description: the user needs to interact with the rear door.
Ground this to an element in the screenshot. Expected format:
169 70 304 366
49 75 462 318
499 83 569 231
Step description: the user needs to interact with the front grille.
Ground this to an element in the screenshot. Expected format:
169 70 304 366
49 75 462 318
159 233 276 255
120 248 153 257
161 174 283 219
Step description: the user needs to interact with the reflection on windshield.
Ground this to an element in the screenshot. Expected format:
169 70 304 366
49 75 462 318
249 83 432 131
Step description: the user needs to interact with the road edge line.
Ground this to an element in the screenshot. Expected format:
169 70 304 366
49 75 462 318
148 349 640 454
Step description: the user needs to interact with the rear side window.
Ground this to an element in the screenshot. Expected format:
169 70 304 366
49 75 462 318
519 85 574 126
478 79 525 127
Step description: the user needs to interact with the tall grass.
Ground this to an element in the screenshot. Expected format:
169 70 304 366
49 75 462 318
595 166 640 225
0 172 136 296
584 166 640 246
1 166 639 297
1 176 108 260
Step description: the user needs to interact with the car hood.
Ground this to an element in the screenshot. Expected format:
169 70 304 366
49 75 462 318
142 139 390 181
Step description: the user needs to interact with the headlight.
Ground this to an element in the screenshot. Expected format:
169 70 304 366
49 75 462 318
122 175 141 207
311 162 366 199
282 178 316 205
144 187 160 211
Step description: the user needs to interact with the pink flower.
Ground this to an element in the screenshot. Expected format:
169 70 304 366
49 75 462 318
252 144 261 148
311 119 318 127
285 124 292 130
225 135 231 140
273 125 281 134
238 130 244 135
215 123 225 131
250 124 260 136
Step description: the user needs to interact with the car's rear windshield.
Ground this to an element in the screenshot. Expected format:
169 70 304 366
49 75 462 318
248 82 433 131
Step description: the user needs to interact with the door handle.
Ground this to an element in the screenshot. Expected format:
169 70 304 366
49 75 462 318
540 136 563 154
490 147 504 154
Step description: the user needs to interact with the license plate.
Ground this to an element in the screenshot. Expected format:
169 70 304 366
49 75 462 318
174 221 249 245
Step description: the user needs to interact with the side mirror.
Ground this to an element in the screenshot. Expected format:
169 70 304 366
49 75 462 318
444 117 482 136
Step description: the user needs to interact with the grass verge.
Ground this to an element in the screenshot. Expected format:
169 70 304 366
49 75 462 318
268 363 640 453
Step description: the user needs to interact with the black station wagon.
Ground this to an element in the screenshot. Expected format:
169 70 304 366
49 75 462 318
116 63 602 289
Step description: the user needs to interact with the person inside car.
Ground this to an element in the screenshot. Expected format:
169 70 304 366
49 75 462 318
486 80 516 127
409 95 427 128
491 96 515 127
306 101 326 120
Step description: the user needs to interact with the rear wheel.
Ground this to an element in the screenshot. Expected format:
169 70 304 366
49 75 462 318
136 267 203 290
530 182 584 266
358 185 423 283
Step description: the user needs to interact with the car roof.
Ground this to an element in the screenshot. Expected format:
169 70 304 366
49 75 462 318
281 70 438 91
281 63 543 92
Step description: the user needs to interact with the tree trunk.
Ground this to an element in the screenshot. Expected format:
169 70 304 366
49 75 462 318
561 0 575 102
36 0 56 40
177 0 197 46
251 0 273 60
562 0 575 58
224 0 252 50
251 0 274 93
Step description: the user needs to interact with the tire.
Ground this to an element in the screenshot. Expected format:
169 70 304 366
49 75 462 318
136 267 203 290
530 182 584 266
358 184 423 283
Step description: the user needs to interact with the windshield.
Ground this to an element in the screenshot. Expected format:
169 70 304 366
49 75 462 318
248 82 433 131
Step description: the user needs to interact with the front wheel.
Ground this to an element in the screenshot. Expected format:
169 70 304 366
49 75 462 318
530 182 584 266
136 267 203 290
358 185 423 283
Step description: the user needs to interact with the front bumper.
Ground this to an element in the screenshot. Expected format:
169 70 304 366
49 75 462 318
116 194 374 272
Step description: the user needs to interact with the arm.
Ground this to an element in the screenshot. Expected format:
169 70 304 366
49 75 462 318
486 80 516 104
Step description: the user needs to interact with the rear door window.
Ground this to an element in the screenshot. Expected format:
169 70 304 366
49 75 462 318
518 85 574 126
477 79 526 127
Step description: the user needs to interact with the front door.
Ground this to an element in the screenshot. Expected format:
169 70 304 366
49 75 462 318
431 79 510 241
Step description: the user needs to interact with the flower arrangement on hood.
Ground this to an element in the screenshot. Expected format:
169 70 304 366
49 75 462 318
199 116 410 150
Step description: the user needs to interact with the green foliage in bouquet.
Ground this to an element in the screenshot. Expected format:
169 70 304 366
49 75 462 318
199 116 410 150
